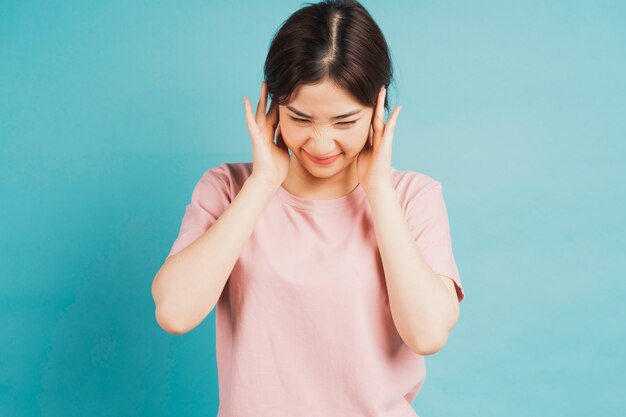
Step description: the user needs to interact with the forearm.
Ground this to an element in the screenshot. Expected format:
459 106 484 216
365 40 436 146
152 175 277 334
366 184 457 355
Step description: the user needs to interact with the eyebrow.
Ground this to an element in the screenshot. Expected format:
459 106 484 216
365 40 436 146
286 105 362 120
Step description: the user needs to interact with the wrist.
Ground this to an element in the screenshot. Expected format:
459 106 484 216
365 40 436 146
363 180 394 197
248 173 282 195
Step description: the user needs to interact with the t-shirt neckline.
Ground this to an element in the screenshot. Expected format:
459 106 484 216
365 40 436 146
276 181 367 210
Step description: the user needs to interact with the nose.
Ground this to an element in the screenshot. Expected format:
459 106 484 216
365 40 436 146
310 127 338 154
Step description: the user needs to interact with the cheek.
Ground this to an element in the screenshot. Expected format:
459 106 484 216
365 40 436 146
277 122 296 140
357 122 371 138
346 124 371 150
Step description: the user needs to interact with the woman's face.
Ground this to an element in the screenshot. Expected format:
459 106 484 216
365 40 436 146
278 79 375 179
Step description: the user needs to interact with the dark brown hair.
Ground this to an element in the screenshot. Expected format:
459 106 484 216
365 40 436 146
264 0 395 116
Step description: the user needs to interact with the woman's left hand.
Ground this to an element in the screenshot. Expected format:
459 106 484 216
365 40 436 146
356 85 402 193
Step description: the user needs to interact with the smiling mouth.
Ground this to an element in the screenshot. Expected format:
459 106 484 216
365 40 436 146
303 149 343 165
304 150 342 160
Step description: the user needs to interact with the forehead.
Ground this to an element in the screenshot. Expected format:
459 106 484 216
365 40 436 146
283 80 362 119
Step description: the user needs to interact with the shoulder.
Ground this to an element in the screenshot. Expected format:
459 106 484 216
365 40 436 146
197 161 253 198
391 166 443 204
209 161 253 184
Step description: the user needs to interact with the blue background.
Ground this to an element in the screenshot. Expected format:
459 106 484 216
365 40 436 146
1 1 625 416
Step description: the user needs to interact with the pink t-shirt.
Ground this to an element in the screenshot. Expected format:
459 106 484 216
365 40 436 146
167 161 465 417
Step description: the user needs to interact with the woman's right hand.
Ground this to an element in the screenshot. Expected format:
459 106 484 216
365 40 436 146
243 81 290 190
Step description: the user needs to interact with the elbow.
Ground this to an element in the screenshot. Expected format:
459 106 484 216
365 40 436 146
151 262 215 336
154 305 189 335
409 331 448 356
153 286 204 336
152 278 189 336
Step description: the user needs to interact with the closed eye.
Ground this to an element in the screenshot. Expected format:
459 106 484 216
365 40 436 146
290 116 357 126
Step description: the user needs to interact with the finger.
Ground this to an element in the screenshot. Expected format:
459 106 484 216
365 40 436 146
374 87 386 129
372 86 386 147
262 101 280 144
382 105 402 144
244 96 262 139
255 82 268 126
266 98 278 129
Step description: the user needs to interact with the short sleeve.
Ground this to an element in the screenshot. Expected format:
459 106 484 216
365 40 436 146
404 178 465 303
166 164 232 259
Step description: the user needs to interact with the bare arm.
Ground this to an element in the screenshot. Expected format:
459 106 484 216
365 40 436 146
151 175 277 335
367 184 460 355
152 80 289 335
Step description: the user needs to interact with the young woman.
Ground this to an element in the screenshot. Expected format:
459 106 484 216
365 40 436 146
152 1 465 415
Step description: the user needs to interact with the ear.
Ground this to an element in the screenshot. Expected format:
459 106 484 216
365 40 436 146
275 123 290 152
275 122 282 142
